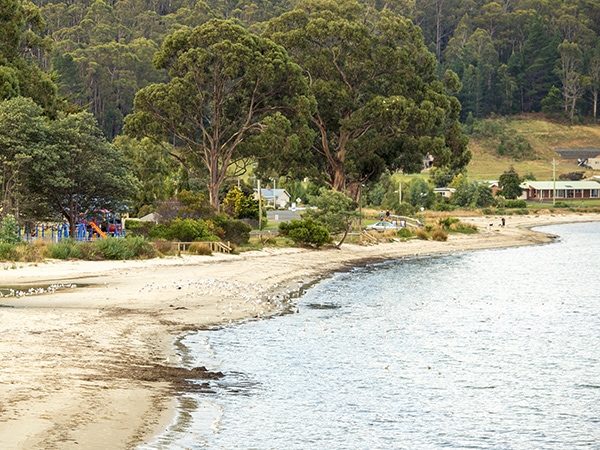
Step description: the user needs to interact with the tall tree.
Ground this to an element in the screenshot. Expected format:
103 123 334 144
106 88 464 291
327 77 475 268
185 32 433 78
0 0 58 112
125 19 310 210
265 0 470 199
0 97 45 219
557 40 585 120
27 111 138 236
498 166 523 199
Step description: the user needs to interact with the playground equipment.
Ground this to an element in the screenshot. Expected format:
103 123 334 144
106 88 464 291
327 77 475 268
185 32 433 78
20 212 125 243
88 221 107 238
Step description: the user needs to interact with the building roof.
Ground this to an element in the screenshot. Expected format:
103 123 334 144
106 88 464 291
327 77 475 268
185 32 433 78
554 148 600 160
521 180 600 190
258 188 289 198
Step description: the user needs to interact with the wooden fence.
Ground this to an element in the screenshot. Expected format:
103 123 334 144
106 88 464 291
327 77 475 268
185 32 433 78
173 241 232 254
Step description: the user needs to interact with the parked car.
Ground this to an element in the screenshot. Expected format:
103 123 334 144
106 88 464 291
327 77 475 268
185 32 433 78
366 221 402 232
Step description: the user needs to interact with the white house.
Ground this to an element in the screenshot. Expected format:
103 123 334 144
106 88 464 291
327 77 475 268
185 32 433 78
255 188 291 209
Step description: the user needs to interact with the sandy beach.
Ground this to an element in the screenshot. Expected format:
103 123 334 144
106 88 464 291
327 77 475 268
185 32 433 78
0 211 598 449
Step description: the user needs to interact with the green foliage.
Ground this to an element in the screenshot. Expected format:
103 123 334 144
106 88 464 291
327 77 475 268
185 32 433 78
222 187 260 220
161 218 213 242
437 216 478 234
303 187 359 247
541 86 563 118
278 218 330 248
468 118 534 161
47 236 155 260
396 228 413 239
93 237 135 260
498 166 523 200
0 98 138 235
114 136 178 215
126 19 310 208
406 179 434 209
497 135 535 161
0 242 18 260
304 188 358 234
265 1 470 192
0 214 20 244
47 239 78 259
505 199 527 208
208 213 252 246
438 217 460 228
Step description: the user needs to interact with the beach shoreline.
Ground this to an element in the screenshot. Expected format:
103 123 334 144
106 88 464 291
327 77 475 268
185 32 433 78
0 211 598 449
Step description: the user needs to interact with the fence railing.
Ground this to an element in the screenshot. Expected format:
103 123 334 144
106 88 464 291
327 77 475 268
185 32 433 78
173 241 232 254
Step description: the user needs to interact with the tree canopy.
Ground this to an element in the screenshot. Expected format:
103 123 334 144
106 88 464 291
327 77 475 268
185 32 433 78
125 19 311 210
0 97 136 234
264 0 470 198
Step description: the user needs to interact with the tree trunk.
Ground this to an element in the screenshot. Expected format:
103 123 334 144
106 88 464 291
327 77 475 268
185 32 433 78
331 160 346 192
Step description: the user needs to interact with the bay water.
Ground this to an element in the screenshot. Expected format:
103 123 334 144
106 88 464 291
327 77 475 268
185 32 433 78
145 222 600 449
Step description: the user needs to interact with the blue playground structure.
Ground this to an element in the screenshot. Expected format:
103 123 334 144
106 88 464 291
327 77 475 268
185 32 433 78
20 212 125 243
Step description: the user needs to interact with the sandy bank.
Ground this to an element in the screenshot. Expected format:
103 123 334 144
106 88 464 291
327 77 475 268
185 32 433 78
0 211 597 449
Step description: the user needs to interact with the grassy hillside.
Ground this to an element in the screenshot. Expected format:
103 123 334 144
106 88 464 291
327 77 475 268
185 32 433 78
466 115 600 181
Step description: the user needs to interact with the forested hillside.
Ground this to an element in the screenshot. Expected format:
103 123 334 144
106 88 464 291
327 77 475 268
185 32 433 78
15 0 600 139
3 0 600 226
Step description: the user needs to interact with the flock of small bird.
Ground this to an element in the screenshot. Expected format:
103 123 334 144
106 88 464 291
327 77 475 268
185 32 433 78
0 283 78 298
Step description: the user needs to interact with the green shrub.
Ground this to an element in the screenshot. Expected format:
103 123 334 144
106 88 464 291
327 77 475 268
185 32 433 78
209 214 251 245
438 217 460 228
48 239 78 259
0 243 18 261
0 215 21 244
505 199 527 208
124 219 157 237
166 218 210 241
396 228 412 238
279 219 330 248
514 208 529 215
449 222 478 234
123 236 156 258
93 237 135 260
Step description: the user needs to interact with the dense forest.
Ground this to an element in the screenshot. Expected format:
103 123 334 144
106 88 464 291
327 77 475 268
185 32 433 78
2 0 600 230
25 0 600 138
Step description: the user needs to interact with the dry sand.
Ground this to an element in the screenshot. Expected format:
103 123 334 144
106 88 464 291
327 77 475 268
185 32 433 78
0 211 598 449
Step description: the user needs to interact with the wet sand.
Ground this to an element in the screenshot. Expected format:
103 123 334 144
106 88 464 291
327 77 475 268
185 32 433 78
0 212 597 449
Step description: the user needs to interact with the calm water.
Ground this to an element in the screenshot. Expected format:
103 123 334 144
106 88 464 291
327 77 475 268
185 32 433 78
145 222 600 449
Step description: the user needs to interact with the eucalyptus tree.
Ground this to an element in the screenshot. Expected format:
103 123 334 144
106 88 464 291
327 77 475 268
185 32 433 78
0 0 58 112
264 0 469 199
125 19 311 210
0 97 45 219
557 40 585 120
